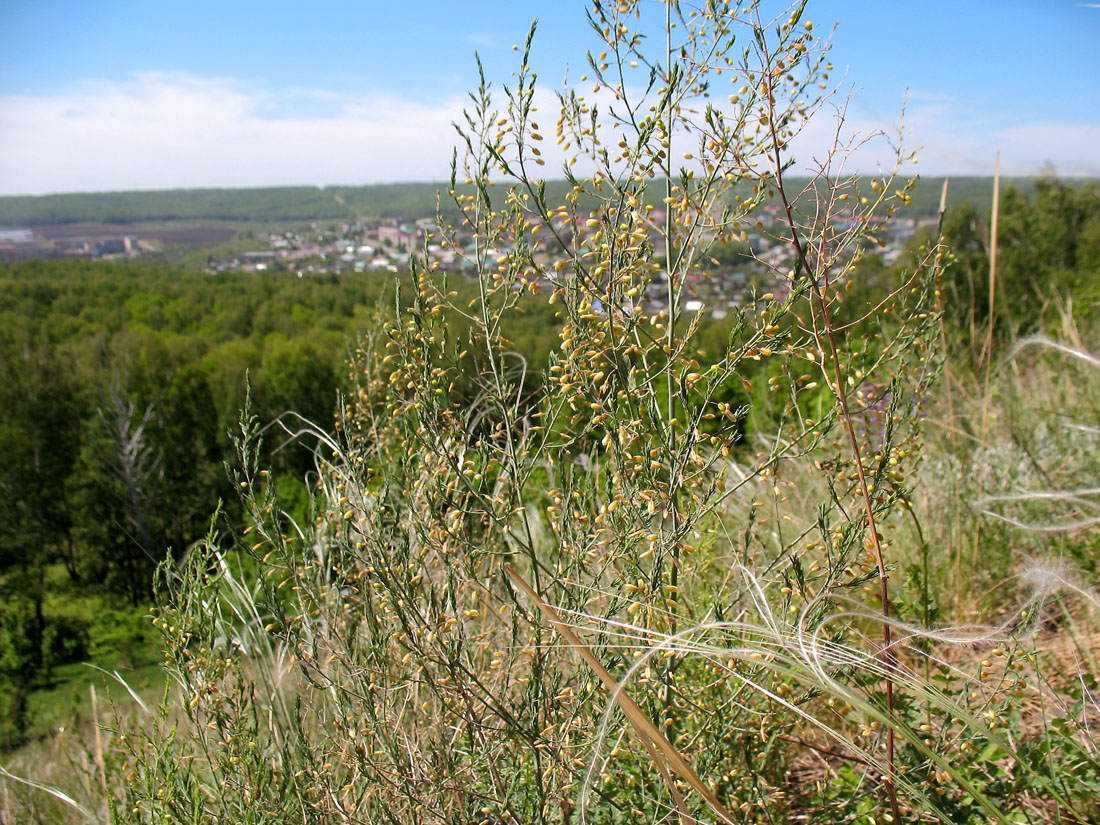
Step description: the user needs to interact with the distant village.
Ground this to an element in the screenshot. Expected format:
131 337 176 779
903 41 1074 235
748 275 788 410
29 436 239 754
204 207 938 313
2 205 939 316
205 217 442 276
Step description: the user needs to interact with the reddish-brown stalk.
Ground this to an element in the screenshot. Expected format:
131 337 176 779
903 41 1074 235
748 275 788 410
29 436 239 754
760 54 904 824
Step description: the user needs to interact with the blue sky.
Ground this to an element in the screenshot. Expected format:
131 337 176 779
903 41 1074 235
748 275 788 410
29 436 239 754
1 0 1097 194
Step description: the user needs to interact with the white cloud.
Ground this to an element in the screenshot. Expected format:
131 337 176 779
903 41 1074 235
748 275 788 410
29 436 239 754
464 32 506 49
786 91 1100 178
0 72 470 195
0 72 1095 196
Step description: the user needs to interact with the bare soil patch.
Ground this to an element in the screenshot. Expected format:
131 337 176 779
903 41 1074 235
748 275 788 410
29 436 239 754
36 222 238 246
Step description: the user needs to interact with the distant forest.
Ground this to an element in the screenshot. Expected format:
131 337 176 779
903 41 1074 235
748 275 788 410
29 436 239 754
0 177 1054 227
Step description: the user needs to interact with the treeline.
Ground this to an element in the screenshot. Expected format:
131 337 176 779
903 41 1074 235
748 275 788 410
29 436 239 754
0 257 584 744
940 176 1100 352
2 260 412 601
0 181 597 227
0 187 351 226
870 176 1100 358
1 177 1061 228
0 261 402 741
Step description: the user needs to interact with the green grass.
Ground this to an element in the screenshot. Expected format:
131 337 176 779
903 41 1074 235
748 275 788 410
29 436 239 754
26 662 165 742
1 565 162 747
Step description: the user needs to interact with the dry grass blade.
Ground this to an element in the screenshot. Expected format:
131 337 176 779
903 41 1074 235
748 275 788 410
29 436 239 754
90 684 107 798
84 663 152 716
0 766 96 824
984 150 1001 369
505 564 735 824
973 151 1001 571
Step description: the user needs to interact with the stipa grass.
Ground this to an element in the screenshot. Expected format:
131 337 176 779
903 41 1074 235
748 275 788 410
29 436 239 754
4 1 1100 823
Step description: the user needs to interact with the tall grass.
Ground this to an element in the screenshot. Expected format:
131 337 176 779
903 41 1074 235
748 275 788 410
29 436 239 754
3 1 1099 823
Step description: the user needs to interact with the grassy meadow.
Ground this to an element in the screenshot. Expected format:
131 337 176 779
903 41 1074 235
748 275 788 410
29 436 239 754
3 1 1100 823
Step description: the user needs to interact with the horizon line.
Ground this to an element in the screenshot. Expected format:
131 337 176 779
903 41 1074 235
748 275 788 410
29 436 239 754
3 172 1095 201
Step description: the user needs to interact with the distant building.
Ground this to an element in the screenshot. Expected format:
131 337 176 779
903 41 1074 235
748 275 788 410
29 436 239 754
240 251 276 264
0 228 60 263
377 224 422 253
56 239 93 255
0 229 37 244
95 237 134 256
